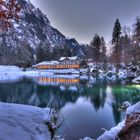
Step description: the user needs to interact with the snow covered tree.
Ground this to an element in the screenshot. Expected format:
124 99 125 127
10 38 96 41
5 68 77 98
90 34 101 62
0 0 21 30
112 18 122 71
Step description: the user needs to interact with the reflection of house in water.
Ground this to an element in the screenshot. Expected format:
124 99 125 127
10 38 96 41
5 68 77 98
38 77 80 86
34 56 81 69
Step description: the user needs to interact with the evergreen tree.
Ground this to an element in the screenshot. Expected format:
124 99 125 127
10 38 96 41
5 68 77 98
36 46 46 63
112 19 122 45
36 42 53 63
100 37 107 71
15 42 34 68
90 34 101 62
120 34 132 64
132 17 140 63
100 37 106 59
112 18 122 71
135 17 140 38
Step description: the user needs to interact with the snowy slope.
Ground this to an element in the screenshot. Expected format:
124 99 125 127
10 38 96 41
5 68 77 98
0 102 51 140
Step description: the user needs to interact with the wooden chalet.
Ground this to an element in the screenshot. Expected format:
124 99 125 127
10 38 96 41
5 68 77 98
34 56 81 69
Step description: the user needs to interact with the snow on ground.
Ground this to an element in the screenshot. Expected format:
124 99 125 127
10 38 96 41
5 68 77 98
37 74 79 79
0 65 80 82
24 70 54 77
0 102 51 140
41 69 80 74
0 66 24 82
0 65 138 83
0 70 54 83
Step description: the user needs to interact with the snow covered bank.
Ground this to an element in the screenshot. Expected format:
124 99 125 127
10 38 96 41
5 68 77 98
97 101 140 140
0 65 139 84
0 66 24 82
40 69 80 74
0 65 81 82
0 102 51 140
0 66 54 82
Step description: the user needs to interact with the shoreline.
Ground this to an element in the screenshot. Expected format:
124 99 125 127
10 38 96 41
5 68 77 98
0 65 139 84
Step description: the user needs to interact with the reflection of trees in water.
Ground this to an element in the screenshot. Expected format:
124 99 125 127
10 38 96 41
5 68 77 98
35 84 82 108
83 85 107 111
35 82 108 110
0 78 35 104
111 85 140 124
0 77 140 124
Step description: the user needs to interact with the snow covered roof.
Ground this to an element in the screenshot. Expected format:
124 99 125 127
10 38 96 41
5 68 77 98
35 61 59 66
59 56 78 61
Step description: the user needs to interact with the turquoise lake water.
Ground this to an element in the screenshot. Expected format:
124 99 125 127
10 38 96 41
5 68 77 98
0 76 139 139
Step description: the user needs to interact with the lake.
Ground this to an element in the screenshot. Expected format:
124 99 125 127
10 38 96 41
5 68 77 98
0 75 140 139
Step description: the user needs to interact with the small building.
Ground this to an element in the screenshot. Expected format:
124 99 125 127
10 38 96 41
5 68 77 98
34 56 81 69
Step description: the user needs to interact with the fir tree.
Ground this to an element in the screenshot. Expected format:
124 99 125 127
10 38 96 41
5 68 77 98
112 18 122 71
112 19 122 45
90 34 101 62
120 34 131 64
100 37 106 59
100 37 107 71
132 17 140 63
36 46 47 63
135 17 140 38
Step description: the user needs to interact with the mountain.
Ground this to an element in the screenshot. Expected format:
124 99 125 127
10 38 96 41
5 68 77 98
0 0 93 67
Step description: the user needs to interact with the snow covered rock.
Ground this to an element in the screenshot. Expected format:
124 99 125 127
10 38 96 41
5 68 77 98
0 102 51 140
106 70 116 77
132 76 140 84
125 102 140 116
97 102 140 140
97 121 125 140
80 137 94 140
118 69 128 79
118 102 140 140
121 101 131 110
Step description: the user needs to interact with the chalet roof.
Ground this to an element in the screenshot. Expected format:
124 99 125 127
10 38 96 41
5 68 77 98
59 56 78 61
35 61 58 66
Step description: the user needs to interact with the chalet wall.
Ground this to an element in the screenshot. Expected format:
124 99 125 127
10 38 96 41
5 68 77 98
37 64 80 69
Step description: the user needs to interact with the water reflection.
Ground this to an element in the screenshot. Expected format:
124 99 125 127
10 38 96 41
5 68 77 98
0 76 139 139
58 97 115 139
38 77 80 85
